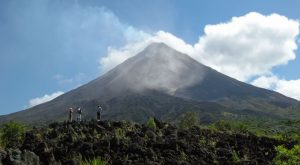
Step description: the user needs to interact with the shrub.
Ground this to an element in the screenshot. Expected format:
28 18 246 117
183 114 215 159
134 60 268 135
233 122 249 133
214 120 231 131
114 128 125 139
0 121 26 148
232 150 241 163
179 111 199 129
147 117 156 129
273 145 300 165
81 157 108 165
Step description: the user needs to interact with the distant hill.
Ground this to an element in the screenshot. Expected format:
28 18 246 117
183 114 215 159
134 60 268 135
1 43 299 124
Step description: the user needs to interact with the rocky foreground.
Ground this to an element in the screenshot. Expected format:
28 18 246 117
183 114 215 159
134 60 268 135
0 120 293 165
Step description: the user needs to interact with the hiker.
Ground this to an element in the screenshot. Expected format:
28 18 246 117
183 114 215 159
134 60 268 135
68 107 74 122
77 107 82 122
97 105 102 121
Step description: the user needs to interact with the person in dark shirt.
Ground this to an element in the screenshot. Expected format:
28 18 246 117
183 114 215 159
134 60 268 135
77 107 82 122
97 105 102 121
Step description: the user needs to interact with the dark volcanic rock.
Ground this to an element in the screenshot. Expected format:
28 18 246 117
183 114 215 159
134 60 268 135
0 149 39 165
0 120 291 164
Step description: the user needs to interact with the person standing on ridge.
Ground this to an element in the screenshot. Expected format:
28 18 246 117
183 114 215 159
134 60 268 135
68 107 74 122
77 107 82 122
97 105 102 121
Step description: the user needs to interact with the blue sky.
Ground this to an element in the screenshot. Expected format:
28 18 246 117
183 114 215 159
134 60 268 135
1 0 300 115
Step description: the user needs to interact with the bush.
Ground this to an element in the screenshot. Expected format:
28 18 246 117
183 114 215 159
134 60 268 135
114 128 125 139
147 117 156 129
234 122 249 133
273 145 300 165
214 120 231 131
81 157 108 165
179 111 199 129
0 121 26 148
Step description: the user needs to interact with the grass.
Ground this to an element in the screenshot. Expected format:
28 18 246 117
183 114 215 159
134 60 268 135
81 157 108 165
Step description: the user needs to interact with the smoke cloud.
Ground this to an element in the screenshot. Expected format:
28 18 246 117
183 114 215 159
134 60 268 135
110 43 206 94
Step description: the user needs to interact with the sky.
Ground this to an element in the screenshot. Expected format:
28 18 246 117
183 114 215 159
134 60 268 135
0 0 300 115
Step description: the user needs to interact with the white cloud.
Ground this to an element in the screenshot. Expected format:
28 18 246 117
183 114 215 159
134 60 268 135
251 75 300 100
28 91 64 108
251 75 279 89
276 79 300 100
193 12 299 81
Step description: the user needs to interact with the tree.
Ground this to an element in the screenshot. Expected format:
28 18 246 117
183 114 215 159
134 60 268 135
179 111 199 129
0 121 26 148
147 117 157 129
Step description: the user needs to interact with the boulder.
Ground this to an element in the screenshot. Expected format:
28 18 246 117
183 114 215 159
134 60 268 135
21 150 40 165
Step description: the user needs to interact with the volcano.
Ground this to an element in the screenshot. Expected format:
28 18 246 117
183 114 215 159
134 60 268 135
1 43 299 124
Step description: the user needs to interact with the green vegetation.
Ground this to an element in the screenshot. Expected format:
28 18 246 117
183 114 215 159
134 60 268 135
147 117 156 129
0 121 26 148
205 119 300 139
210 120 249 133
212 120 231 131
232 150 241 163
114 128 125 139
273 145 300 165
203 118 300 164
81 157 108 165
179 111 199 129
